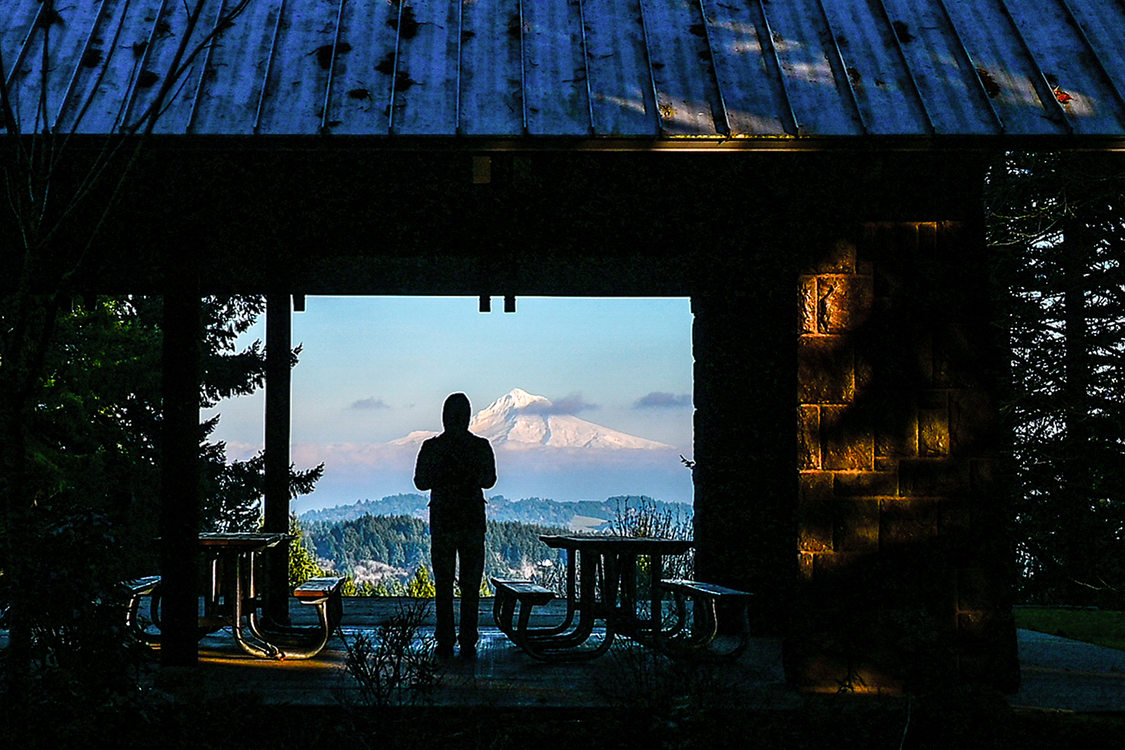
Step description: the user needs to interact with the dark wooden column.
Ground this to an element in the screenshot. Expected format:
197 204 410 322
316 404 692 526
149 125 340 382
692 244 798 638
263 293 292 624
160 289 202 666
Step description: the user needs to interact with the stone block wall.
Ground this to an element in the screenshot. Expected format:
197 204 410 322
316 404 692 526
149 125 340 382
789 221 1019 693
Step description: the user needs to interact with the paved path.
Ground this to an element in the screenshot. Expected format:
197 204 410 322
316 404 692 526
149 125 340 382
1012 629 1125 712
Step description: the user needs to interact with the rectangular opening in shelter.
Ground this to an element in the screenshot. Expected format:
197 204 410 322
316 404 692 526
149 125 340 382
204 295 695 592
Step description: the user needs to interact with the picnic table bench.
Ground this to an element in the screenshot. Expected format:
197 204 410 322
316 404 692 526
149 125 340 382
119 565 346 659
280 575 346 659
491 578 557 645
122 575 163 645
654 578 754 660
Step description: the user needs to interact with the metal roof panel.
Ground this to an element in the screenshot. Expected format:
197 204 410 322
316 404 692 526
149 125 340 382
392 0 460 135
701 0 791 137
188 0 287 135
1001 0 1125 134
878 0 1001 135
144 0 233 135
757 0 864 136
75 0 170 135
582 0 659 137
254 0 337 135
1064 0 1125 110
940 0 1063 135
5 0 110 134
522 0 591 136
640 0 722 137
459 0 524 136
819 0 931 135
3 0 1124 143
328 0 397 135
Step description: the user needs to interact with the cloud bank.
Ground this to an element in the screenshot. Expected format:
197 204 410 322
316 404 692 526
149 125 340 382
634 392 693 409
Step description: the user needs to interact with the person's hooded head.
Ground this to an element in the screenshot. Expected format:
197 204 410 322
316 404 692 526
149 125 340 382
442 392 472 432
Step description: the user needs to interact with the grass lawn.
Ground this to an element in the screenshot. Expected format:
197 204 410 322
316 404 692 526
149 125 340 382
1015 607 1125 650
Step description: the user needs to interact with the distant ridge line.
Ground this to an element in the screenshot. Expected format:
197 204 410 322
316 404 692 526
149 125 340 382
300 493 693 532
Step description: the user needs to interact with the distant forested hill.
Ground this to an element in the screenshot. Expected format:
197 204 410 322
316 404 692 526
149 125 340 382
302 514 573 587
300 493 692 532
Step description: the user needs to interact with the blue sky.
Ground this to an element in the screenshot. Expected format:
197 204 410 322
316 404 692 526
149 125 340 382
204 296 695 511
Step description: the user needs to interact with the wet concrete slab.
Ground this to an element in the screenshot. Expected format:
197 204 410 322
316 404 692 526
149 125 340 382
1013 630 1125 713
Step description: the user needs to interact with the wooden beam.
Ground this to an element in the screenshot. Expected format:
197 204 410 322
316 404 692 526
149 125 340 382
160 288 202 666
263 293 292 624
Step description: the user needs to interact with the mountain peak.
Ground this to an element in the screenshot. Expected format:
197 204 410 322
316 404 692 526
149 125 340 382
489 388 551 413
388 390 673 452
470 389 671 451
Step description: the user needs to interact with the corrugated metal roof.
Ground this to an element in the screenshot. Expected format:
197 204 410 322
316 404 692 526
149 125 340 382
2 0 1124 145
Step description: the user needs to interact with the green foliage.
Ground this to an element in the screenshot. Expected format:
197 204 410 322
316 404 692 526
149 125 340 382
288 513 324 587
405 565 436 598
986 152 1125 605
303 513 570 594
1014 607 1125 651
0 294 321 707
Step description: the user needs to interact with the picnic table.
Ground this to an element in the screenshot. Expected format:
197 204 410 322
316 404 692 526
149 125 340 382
125 532 344 659
491 535 694 660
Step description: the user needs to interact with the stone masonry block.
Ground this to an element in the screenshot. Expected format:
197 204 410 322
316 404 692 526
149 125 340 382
810 237 857 274
949 390 995 456
798 406 821 470
834 471 898 497
817 275 874 334
799 552 815 580
834 498 879 552
798 336 854 404
854 351 874 397
969 459 995 496
879 498 939 548
812 550 872 580
956 567 998 612
899 459 970 498
822 406 874 470
799 275 817 334
918 408 949 457
799 472 834 552
874 401 918 461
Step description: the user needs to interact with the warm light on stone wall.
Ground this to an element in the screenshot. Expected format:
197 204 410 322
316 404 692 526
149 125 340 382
791 221 1019 693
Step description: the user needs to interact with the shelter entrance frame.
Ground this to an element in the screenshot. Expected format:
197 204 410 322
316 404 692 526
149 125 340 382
39 145 1014 689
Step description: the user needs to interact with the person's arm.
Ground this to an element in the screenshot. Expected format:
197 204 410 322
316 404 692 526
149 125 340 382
479 440 497 490
414 440 434 491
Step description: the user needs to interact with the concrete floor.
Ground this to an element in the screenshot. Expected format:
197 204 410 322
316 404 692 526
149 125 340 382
143 596 796 709
10 596 1120 712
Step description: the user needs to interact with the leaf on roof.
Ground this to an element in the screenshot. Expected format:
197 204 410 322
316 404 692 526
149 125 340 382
976 67 1001 99
81 49 103 68
315 42 353 70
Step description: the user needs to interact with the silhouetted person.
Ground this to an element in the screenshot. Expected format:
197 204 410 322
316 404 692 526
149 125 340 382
414 393 496 659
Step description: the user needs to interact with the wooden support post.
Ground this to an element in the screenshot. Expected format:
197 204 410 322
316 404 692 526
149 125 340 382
264 294 292 624
160 290 202 666
692 251 797 638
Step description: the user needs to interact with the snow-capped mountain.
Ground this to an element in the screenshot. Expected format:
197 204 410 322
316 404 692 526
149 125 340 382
390 388 672 451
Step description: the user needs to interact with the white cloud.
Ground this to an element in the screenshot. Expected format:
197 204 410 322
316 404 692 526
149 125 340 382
349 397 390 410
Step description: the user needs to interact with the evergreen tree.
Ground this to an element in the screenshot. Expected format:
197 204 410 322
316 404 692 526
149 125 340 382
405 565 437 598
987 151 1125 605
289 513 325 587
